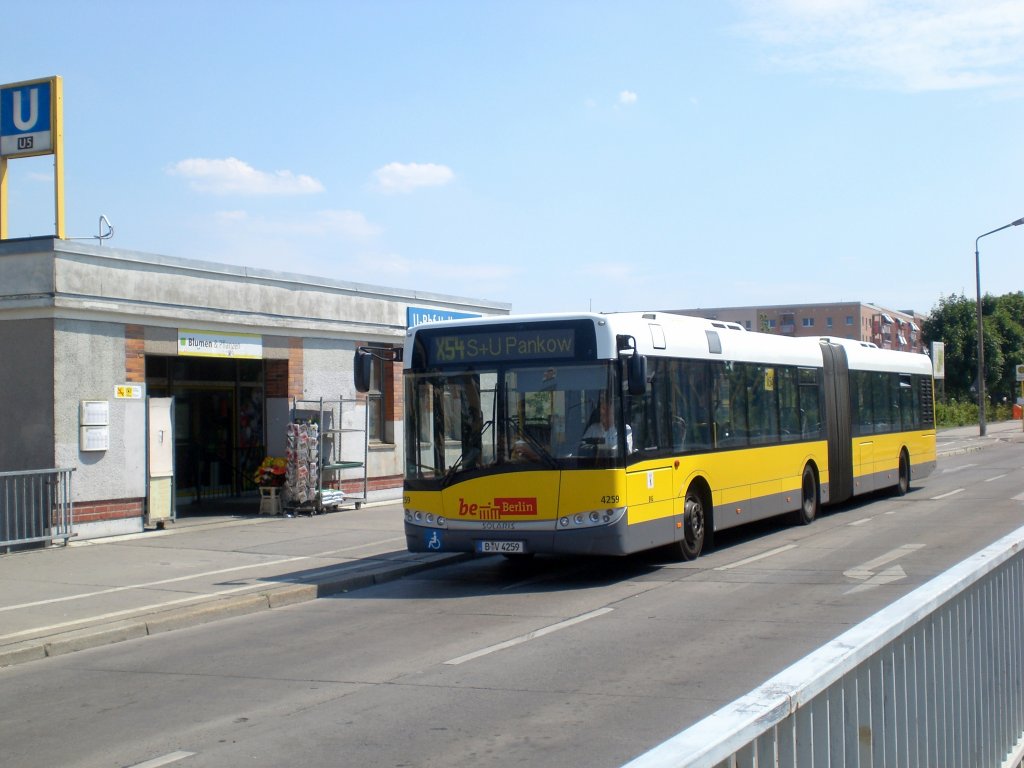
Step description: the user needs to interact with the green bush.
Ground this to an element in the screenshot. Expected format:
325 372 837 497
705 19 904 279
935 398 1017 427
936 399 976 427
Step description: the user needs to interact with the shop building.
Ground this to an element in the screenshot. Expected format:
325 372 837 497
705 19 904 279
0 237 509 540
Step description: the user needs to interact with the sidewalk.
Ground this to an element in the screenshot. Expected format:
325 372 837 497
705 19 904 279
934 418 1024 455
0 501 467 668
1 421 1021 670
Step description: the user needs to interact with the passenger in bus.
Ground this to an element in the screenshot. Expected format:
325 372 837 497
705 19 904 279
581 393 633 453
510 435 539 462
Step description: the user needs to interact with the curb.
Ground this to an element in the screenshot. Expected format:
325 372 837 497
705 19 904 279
0 552 469 669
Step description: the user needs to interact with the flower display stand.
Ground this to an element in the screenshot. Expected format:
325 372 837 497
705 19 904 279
259 486 282 516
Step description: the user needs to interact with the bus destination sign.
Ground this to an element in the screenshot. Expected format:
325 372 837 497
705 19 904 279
428 329 576 365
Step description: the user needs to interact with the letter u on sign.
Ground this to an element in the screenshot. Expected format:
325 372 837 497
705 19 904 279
13 88 39 131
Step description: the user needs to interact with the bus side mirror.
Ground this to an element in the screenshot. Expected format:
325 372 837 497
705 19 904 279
354 348 373 393
627 354 647 396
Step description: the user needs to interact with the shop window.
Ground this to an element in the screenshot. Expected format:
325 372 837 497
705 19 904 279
365 352 399 444
366 355 386 442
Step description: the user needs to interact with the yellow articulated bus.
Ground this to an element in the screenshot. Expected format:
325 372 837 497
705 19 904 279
358 312 935 560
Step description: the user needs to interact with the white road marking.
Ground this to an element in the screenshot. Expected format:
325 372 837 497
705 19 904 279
714 544 797 571
444 607 613 665
844 544 924 594
941 463 977 474
986 474 1008 482
845 565 908 595
931 488 965 500
848 518 872 527
126 751 196 768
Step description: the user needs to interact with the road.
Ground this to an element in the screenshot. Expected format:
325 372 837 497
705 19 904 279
3 440 1023 768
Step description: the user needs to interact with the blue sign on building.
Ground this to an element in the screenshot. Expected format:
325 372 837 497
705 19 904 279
407 307 480 328
0 78 54 158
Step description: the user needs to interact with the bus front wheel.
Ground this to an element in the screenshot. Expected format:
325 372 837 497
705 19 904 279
678 485 707 561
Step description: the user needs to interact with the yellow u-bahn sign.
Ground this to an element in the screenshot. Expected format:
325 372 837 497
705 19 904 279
0 75 65 239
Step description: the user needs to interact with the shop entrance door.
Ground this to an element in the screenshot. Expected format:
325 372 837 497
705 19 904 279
145 355 265 511
176 385 235 504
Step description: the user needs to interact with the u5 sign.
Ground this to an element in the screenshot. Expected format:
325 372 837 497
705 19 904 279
0 77 58 158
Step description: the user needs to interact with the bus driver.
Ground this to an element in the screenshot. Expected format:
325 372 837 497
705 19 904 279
581 393 633 454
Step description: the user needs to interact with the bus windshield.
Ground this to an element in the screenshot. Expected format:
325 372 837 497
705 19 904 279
404 361 628 486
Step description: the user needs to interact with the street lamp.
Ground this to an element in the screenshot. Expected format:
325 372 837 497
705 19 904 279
975 216 1024 436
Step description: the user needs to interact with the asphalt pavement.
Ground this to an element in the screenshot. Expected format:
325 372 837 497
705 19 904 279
1 420 1022 669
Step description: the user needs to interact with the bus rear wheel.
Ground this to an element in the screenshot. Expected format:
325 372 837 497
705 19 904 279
678 485 706 561
793 464 819 526
896 450 910 496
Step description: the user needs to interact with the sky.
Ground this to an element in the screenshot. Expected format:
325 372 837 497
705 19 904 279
3 0 1024 317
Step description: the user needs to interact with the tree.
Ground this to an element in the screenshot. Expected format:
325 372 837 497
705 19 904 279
922 293 976 401
923 291 1024 405
991 292 1024 403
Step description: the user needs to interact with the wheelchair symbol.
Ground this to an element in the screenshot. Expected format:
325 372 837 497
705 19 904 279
426 531 442 550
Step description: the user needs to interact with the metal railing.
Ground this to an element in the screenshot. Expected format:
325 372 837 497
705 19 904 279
0 468 75 551
623 525 1024 768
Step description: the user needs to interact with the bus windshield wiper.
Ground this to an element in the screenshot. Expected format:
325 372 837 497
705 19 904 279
505 417 558 469
440 417 498 487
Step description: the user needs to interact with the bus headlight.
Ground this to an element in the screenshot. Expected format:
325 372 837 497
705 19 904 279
405 509 447 529
557 507 627 530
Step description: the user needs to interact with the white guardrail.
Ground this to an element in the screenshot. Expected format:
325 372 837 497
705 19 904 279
622 526 1024 768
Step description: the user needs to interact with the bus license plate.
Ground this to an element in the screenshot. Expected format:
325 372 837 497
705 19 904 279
477 540 525 554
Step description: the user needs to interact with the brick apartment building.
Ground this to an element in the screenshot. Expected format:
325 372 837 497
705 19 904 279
669 302 926 354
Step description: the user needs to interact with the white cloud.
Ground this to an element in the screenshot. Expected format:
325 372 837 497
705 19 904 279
373 162 455 194
738 0 1024 92
618 90 638 105
168 157 325 195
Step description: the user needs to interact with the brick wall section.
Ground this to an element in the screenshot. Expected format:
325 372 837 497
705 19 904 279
75 497 145 523
265 359 288 398
336 474 402 494
288 337 303 398
125 324 146 382
388 355 402 421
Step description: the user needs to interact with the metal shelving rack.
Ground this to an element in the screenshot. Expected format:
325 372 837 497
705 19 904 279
290 396 368 512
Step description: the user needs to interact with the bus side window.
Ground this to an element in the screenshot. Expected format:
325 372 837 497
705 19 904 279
778 367 800 442
899 374 914 430
748 365 779 445
713 362 748 448
798 367 821 439
871 371 894 433
684 361 712 451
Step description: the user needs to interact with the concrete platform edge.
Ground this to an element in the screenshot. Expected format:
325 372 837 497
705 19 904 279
0 552 469 669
